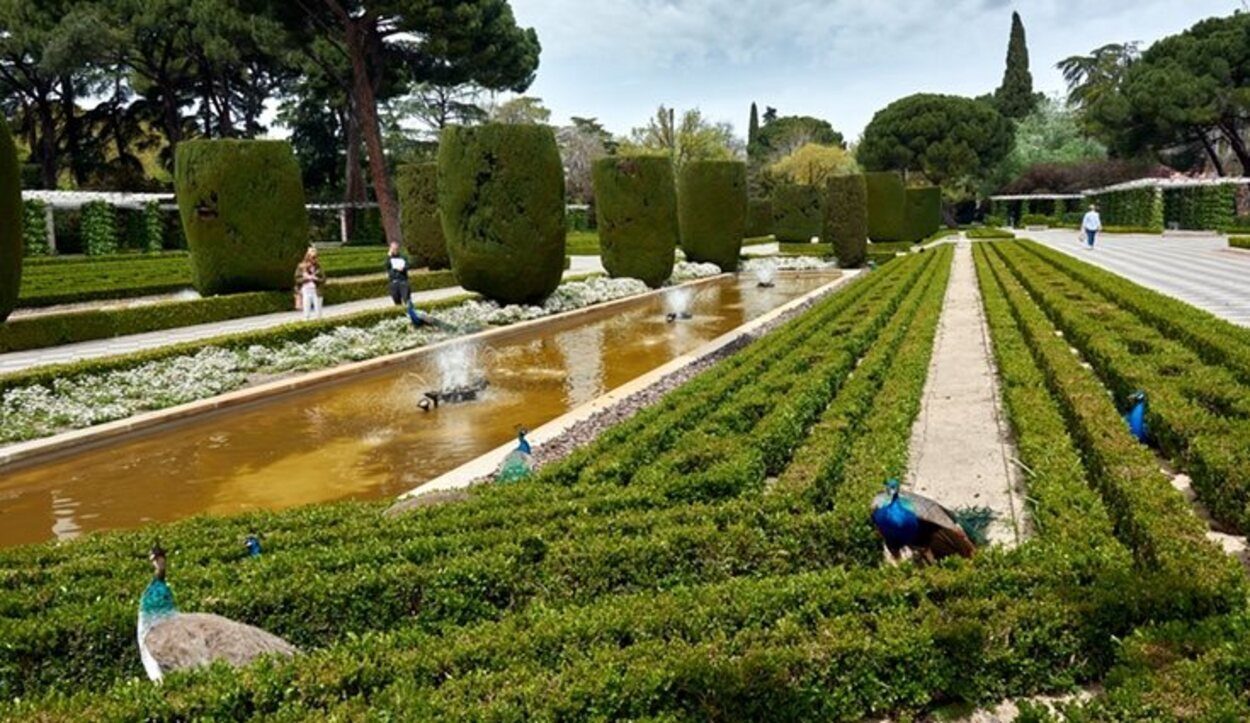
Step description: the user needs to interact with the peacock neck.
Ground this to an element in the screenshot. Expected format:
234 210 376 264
138 578 177 633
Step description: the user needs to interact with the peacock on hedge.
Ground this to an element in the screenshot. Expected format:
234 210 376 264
244 532 262 557
137 543 297 682
495 428 534 484
870 479 994 563
1124 390 1148 444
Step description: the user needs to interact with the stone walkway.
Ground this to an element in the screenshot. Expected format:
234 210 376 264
1028 230 1250 327
907 238 1026 546
0 257 605 376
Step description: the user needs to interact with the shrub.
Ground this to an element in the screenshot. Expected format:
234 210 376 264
746 198 772 238
770 184 823 243
1019 213 1054 227
396 163 449 269
0 115 21 322
174 140 310 295
1087 186 1163 230
902 186 941 243
864 171 906 242
592 156 678 288
80 201 119 256
1164 185 1235 231
824 174 868 268
966 227 1015 239
1230 236 1250 250
439 124 566 305
677 160 747 271
21 199 49 257
142 201 164 253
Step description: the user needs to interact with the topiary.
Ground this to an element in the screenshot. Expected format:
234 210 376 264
678 160 747 271
439 123 566 305
175 140 309 295
824 174 868 268
865 171 906 242
396 162 449 269
0 115 22 322
592 155 678 288
746 198 772 238
902 186 942 243
771 183 824 243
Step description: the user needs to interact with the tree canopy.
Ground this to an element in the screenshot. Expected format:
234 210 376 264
768 143 857 186
621 105 740 173
752 115 844 162
994 11 1037 119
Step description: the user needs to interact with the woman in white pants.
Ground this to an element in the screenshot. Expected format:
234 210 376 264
294 247 326 320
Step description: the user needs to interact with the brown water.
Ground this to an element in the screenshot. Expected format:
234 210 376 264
0 272 838 547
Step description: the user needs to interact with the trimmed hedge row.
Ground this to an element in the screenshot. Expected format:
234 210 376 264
1087 186 1163 231
865 171 906 242
677 160 747 271
592 155 678 288
0 114 21 322
1231 235 1250 250
1164 184 1235 231
770 183 823 243
902 185 941 244
825 174 868 267
745 198 772 238
396 162 450 269
966 227 1015 239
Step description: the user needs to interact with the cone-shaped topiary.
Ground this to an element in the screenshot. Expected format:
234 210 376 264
771 183 823 243
746 198 772 238
175 140 309 296
825 174 868 268
439 124 566 305
397 163 449 269
678 160 747 271
0 115 22 322
592 156 677 288
902 186 942 243
865 171 906 242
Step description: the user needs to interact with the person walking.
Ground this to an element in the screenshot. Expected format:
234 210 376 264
1081 204 1102 249
386 241 412 306
295 247 326 320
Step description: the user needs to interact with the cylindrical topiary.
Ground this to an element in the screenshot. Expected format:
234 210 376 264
175 140 309 295
825 174 868 268
0 115 22 322
592 155 678 288
746 198 772 238
771 183 824 243
439 124 566 305
902 186 942 243
397 162 449 269
678 160 747 271
865 171 906 242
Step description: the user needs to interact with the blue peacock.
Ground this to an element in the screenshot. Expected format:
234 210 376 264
137 543 297 681
244 532 262 557
495 428 534 483
870 479 994 563
1124 390 1148 444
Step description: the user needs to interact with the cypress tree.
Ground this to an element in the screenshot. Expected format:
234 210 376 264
995 11 1036 119
748 102 760 154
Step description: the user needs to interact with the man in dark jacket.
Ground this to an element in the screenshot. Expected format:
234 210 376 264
386 241 411 305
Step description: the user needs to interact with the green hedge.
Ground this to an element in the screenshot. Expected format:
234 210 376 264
0 114 21 322
1087 187 1163 231
746 198 772 238
677 160 747 271
592 156 677 288
175 140 310 295
865 171 906 242
396 162 449 269
770 183 823 243
21 199 49 257
1164 185 1235 231
1231 236 1250 250
777 242 833 257
902 185 941 243
824 174 868 268
966 227 1015 239
439 124 566 304
80 200 119 256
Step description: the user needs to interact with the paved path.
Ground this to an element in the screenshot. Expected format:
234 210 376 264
907 238 1026 547
1028 230 1250 327
0 257 605 376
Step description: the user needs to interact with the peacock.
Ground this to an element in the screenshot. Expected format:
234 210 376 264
244 532 262 558
137 543 297 682
406 299 456 332
495 428 535 484
870 479 994 563
1124 390 1148 444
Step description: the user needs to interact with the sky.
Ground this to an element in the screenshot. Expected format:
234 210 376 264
500 0 1244 142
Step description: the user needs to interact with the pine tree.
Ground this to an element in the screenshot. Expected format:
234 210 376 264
995 11 1036 119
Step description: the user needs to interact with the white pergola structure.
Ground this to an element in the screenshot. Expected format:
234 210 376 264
989 176 1250 204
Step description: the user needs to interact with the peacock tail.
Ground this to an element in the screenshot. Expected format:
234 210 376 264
952 506 996 548
496 452 533 484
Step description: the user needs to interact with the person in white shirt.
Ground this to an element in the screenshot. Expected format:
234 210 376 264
1081 204 1102 249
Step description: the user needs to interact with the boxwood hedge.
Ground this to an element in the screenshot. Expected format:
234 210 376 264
902 185 941 243
770 183 823 243
824 174 868 268
746 198 772 238
175 140 310 295
0 114 21 322
677 160 747 271
865 171 906 242
591 155 678 288
396 162 449 269
439 124 566 305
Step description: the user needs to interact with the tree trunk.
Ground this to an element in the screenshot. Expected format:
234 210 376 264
37 97 57 189
1219 120 1250 176
340 16 401 247
343 102 364 241
61 78 88 186
1197 129 1225 176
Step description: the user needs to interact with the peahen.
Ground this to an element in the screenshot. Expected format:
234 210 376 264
137 544 297 682
870 479 994 563
1124 390 1148 444
495 428 534 484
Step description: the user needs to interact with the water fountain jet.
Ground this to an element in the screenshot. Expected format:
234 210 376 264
418 343 489 411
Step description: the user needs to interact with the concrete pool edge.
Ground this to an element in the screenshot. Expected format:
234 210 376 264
0 273 741 472
392 270 860 505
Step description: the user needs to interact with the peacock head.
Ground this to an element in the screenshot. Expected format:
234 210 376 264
883 478 901 500
149 542 167 581
244 533 262 558
1129 390 1147 407
517 426 528 442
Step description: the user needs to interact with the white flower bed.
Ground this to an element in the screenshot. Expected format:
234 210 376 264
744 256 838 272
670 261 722 281
0 276 651 445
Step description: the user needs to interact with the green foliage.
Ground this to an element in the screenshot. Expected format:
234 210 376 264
489 95 551 125
80 201 119 256
21 200 49 257
175 140 310 296
1088 187 1163 230
621 106 740 174
747 102 760 155
754 115 845 161
1163 185 1235 231
1231 236 1250 250
824 174 868 267
677 160 747 271
902 186 941 244
966 227 1015 239
994 11 1037 119
439 123 566 304
141 201 165 253
396 163 449 269
864 171 906 242
989 96 1106 193
768 143 857 186
770 184 823 243
745 198 772 238
592 156 678 287
0 115 21 322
